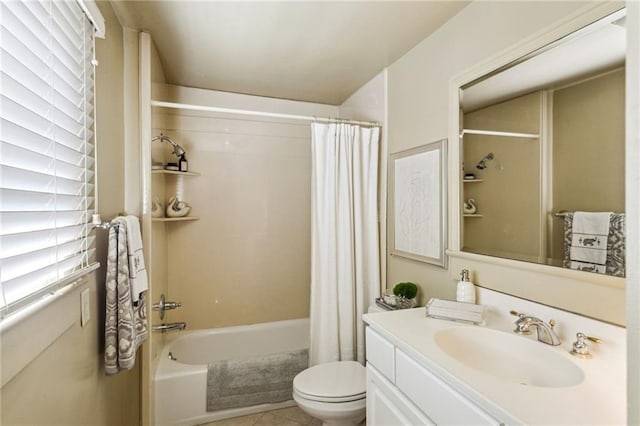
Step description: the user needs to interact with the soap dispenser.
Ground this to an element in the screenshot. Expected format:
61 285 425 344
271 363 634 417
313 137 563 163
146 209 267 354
456 269 476 304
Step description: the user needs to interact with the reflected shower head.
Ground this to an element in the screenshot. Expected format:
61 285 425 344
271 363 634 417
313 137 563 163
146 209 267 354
476 152 494 170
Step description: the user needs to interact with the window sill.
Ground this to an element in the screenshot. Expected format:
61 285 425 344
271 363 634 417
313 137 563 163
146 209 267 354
0 263 101 332
0 263 100 388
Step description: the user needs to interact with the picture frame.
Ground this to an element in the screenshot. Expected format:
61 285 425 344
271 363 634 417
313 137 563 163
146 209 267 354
389 139 448 267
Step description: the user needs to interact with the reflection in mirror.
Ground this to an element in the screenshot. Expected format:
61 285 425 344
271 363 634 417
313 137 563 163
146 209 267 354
460 9 626 277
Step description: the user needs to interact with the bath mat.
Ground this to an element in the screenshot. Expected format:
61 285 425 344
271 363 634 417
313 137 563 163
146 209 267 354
206 349 309 412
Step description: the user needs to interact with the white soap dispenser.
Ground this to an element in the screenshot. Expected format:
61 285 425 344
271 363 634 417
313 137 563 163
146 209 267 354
456 269 476 304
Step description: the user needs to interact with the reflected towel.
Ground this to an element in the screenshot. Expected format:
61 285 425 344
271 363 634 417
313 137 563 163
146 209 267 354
563 212 625 277
569 261 607 274
570 211 611 265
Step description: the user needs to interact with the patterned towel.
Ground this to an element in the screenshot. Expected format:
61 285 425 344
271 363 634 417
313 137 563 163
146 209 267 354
120 216 148 303
563 212 625 277
104 220 148 375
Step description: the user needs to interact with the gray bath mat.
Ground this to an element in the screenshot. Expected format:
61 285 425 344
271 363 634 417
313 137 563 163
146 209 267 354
206 349 309 412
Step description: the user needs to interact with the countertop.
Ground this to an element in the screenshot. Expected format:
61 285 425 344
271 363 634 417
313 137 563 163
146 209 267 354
363 306 625 425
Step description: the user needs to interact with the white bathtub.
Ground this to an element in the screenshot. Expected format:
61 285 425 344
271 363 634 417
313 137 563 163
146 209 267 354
154 318 310 426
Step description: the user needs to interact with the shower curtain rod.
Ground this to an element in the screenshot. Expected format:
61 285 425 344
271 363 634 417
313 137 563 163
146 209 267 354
151 100 381 127
461 129 539 139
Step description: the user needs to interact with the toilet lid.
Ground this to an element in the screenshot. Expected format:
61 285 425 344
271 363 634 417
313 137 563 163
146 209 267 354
293 361 366 403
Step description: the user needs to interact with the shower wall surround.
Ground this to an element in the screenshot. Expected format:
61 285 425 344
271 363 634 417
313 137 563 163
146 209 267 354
157 85 338 330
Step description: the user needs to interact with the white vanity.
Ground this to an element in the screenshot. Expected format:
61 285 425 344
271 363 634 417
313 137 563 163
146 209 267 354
363 288 626 425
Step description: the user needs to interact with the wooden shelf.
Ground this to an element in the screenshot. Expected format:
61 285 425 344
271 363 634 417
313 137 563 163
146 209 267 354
463 214 483 218
463 179 483 183
152 217 199 222
152 169 200 176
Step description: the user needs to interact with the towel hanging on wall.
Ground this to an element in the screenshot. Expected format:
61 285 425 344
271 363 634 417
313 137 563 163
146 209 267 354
120 215 148 303
104 216 148 375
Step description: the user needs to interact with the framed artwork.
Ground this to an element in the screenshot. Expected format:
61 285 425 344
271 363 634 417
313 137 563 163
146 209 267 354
389 139 448 267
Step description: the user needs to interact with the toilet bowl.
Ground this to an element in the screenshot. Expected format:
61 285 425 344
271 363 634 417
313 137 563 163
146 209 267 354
293 360 366 426
293 304 385 425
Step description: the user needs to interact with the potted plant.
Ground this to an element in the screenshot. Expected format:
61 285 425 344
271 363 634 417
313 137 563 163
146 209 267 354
383 282 419 309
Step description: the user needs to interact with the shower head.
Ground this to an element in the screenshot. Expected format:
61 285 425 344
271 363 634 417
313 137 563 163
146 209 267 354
152 133 186 158
476 152 494 170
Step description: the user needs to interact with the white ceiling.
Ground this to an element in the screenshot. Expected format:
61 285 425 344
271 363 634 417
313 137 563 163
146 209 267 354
110 1 470 105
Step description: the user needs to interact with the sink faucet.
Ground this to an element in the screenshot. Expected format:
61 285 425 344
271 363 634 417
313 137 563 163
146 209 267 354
510 310 561 346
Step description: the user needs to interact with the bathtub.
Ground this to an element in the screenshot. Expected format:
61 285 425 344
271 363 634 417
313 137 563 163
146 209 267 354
154 318 310 426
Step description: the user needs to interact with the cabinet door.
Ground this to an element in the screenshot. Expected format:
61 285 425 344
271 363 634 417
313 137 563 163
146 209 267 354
366 327 396 382
367 364 434 426
395 349 501 425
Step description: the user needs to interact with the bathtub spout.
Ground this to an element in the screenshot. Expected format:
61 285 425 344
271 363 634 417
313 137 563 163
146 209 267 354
152 322 187 333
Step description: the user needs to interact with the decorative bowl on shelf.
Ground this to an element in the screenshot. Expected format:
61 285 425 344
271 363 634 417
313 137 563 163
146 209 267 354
166 197 191 217
151 198 164 218
382 291 417 309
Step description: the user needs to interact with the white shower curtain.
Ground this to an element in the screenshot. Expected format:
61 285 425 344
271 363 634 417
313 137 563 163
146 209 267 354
309 122 381 366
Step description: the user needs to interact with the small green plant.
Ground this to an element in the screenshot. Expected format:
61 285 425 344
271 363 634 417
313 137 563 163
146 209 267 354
392 282 418 299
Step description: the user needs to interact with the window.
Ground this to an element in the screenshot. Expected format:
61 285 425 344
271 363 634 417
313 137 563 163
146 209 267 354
0 1 100 317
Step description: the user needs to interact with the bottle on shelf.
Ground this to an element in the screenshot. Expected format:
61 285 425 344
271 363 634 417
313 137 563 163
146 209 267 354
179 154 188 172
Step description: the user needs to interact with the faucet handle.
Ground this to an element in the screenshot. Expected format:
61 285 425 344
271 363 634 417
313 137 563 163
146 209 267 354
570 332 601 358
152 294 182 320
509 309 524 318
510 310 532 335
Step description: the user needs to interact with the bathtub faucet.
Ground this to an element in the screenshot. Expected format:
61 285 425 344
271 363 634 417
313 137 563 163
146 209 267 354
152 322 187 333
152 294 182 320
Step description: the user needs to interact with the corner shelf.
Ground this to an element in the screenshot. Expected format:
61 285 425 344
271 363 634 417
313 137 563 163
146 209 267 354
463 214 484 218
152 168 200 223
152 217 199 222
463 179 483 183
152 169 200 177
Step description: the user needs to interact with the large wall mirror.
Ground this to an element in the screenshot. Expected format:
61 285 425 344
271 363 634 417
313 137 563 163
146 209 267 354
459 8 626 279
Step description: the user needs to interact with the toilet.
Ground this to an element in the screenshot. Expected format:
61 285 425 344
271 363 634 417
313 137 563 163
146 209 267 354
293 360 366 426
293 304 386 425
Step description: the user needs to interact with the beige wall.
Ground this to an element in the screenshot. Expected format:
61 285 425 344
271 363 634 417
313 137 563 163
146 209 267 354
550 69 625 258
463 92 542 262
1 2 140 425
386 1 613 307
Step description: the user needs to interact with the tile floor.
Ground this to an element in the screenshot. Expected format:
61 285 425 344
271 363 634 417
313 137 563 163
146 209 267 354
199 406 323 426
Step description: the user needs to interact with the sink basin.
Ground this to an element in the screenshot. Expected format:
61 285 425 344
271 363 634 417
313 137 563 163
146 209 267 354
434 327 584 388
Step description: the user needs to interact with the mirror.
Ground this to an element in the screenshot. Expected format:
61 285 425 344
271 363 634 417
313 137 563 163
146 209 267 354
459 9 626 278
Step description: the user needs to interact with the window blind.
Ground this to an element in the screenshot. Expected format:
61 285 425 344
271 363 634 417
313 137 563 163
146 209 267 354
0 0 97 317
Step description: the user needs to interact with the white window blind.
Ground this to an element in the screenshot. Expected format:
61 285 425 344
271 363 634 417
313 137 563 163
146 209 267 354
0 0 97 317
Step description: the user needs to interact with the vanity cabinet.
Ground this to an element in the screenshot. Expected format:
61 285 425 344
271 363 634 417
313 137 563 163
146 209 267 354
367 363 434 425
366 327 501 425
